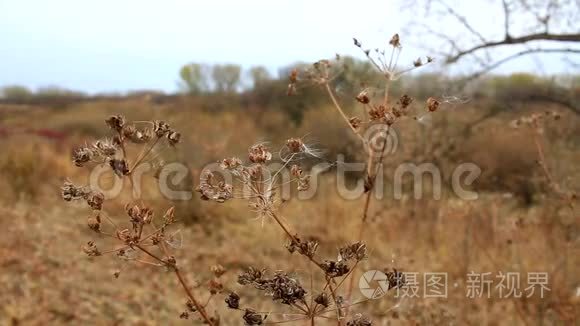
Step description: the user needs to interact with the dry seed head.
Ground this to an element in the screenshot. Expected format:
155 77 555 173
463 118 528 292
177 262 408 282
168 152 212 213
238 267 266 285
427 97 440 112
349 116 362 130
314 293 330 307
413 57 423 67
109 159 129 177
82 241 101 257
369 105 387 122
72 147 94 167
105 115 125 132
196 171 233 203
163 206 176 224
124 125 153 144
248 143 272 164
290 164 303 177
61 181 90 201
286 138 304 153
87 214 101 233
339 242 368 261
86 191 105 210
389 33 401 48
167 131 181 146
399 94 413 109
355 90 370 104
347 314 372 326
322 260 349 278
153 120 171 138
384 112 396 126
286 237 319 258
220 157 242 170
243 309 265 325
225 292 240 309
93 139 117 157
116 228 133 244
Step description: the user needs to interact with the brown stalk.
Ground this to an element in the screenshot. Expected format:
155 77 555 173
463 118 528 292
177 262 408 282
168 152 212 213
136 244 215 325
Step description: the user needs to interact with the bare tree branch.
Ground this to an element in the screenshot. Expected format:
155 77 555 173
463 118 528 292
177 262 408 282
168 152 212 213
446 32 580 63
461 48 580 82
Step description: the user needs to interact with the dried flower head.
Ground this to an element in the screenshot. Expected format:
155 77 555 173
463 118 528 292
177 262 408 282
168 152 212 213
248 143 272 163
356 90 370 104
349 116 362 130
167 131 181 146
61 181 90 201
72 147 94 167
220 157 243 170
109 159 129 177
238 267 267 286
153 120 171 138
369 105 387 122
322 260 349 278
427 97 440 112
105 115 125 132
339 242 368 262
389 33 401 48
86 191 105 210
82 241 101 257
347 314 372 326
286 138 304 153
398 94 413 109
225 292 240 309
87 214 101 232
314 293 330 307
286 237 319 258
243 309 265 325
196 171 233 203
93 139 117 157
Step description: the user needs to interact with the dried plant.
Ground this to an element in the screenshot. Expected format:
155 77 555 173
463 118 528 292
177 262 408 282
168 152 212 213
61 34 451 325
288 34 443 307
62 115 220 325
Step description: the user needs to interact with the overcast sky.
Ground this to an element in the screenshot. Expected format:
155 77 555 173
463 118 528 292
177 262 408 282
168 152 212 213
0 0 577 93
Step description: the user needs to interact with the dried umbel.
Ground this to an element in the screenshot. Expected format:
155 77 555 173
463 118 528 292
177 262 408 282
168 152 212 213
339 242 368 262
321 260 350 278
286 237 319 258
72 147 95 167
347 314 373 326
196 171 233 203
243 309 266 325
62 115 218 325
427 97 440 112
225 292 240 309
238 269 307 305
286 138 304 153
248 143 272 163
314 293 330 307
105 115 125 132
275 32 442 323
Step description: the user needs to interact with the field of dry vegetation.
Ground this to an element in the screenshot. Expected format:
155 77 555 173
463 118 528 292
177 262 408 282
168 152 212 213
0 69 579 325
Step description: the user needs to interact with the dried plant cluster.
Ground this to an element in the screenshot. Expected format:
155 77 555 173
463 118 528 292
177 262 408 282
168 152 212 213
62 34 451 325
62 116 222 325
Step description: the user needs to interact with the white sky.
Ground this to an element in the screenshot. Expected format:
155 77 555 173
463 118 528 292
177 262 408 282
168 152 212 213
0 0 577 93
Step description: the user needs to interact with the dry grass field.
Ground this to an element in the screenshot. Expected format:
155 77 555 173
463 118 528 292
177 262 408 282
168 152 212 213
0 88 579 325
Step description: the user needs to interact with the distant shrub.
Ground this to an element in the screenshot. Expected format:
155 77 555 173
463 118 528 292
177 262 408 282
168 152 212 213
1 85 33 100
